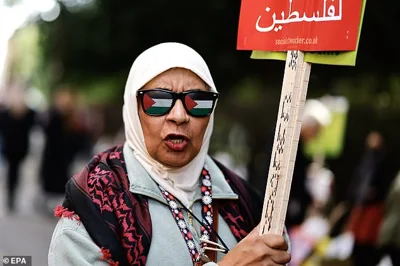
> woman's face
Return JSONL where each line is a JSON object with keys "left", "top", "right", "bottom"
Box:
{"left": 138, "top": 68, "right": 210, "bottom": 168}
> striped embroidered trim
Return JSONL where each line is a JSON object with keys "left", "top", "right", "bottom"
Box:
{"left": 158, "top": 166, "right": 213, "bottom": 264}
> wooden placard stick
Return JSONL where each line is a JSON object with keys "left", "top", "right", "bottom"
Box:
{"left": 259, "top": 50, "right": 311, "bottom": 235}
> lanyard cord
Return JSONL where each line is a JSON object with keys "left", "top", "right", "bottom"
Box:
{"left": 176, "top": 198, "right": 230, "bottom": 254}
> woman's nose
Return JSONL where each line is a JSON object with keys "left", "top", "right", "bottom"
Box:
{"left": 166, "top": 99, "right": 189, "bottom": 124}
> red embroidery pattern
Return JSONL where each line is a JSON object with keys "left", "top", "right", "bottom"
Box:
{"left": 68, "top": 146, "right": 152, "bottom": 266}
{"left": 54, "top": 205, "right": 80, "bottom": 221}
{"left": 100, "top": 248, "right": 120, "bottom": 266}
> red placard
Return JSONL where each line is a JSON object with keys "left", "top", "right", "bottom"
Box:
{"left": 237, "top": 0, "right": 363, "bottom": 51}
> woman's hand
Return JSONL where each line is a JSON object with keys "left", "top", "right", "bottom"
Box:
{"left": 218, "top": 226, "right": 291, "bottom": 266}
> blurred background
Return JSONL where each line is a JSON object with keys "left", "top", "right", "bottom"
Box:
{"left": 0, "top": 0, "right": 399, "bottom": 265}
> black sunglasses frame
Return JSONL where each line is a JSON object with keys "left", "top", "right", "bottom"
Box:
{"left": 137, "top": 88, "right": 219, "bottom": 117}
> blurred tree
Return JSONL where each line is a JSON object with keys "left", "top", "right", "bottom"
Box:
{"left": 7, "top": 0, "right": 400, "bottom": 198}
{"left": 34, "top": 0, "right": 287, "bottom": 96}
{"left": 30, "top": 0, "right": 400, "bottom": 100}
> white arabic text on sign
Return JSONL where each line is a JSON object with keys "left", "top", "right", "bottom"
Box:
{"left": 256, "top": 0, "right": 343, "bottom": 33}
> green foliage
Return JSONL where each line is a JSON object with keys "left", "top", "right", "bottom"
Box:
{"left": 9, "top": 25, "right": 40, "bottom": 82}
{"left": 6, "top": 0, "right": 400, "bottom": 194}
{"left": 78, "top": 73, "right": 127, "bottom": 105}
{"left": 333, "top": 73, "right": 400, "bottom": 110}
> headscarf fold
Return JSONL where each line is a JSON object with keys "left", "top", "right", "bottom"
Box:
{"left": 122, "top": 42, "right": 218, "bottom": 207}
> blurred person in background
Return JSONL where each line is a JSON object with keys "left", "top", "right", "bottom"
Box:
{"left": 48, "top": 42, "right": 291, "bottom": 266}
{"left": 0, "top": 83, "right": 36, "bottom": 212}
{"left": 38, "top": 86, "right": 91, "bottom": 211}
{"left": 346, "top": 131, "right": 391, "bottom": 266}
{"left": 378, "top": 169, "right": 400, "bottom": 266}
{"left": 286, "top": 99, "right": 332, "bottom": 231}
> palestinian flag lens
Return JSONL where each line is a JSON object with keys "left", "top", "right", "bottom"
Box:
{"left": 184, "top": 92, "right": 214, "bottom": 117}
{"left": 142, "top": 90, "right": 215, "bottom": 117}
{"left": 143, "top": 91, "right": 173, "bottom": 115}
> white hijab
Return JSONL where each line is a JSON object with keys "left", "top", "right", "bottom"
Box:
{"left": 122, "top": 42, "right": 218, "bottom": 207}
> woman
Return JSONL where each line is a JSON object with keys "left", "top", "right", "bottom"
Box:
{"left": 39, "top": 87, "right": 90, "bottom": 197}
{"left": 48, "top": 42, "right": 290, "bottom": 266}
{"left": 347, "top": 131, "right": 388, "bottom": 266}
{"left": 0, "top": 88, "right": 36, "bottom": 212}
{"left": 379, "top": 170, "right": 400, "bottom": 266}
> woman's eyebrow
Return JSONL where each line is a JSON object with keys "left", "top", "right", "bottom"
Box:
{"left": 142, "top": 86, "right": 171, "bottom": 90}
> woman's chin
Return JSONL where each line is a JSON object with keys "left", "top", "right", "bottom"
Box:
{"left": 159, "top": 153, "right": 193, "bottom": 168}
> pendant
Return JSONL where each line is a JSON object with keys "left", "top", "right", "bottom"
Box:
{"left": 200, "top": 254, "right": 211, "bottom": 263}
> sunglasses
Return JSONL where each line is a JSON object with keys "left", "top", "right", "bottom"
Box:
{"left": 137, "top": 89, "right": 219, "bottom": 117}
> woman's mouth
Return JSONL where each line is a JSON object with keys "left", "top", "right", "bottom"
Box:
{"left": 164, "top": 134, "right": 189, "bottom": 151}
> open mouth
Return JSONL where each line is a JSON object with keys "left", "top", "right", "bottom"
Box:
{"left": 170, "top": 138, "right": 185, "bottom": 144}
{"left": 165, "top": 134, "right": 189, "bottom": 141}
{"left": 164, "top": 134, "right": 189, "bottom": 151}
